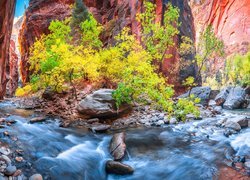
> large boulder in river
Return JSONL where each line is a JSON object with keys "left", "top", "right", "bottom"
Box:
{"left": 110, "top": 132, "right": 126, "bottom": 161}
{"left": 106, "top": 160, "right": 134, "bottom": 175}
{"left": 178, "top": 86, "right": 211, "bottom": 105}
{"left": 223, "top": 87, "right": 246, "bottom": 109}
{"left": 215, "top": 87, "right": 231, "bottom": 106}
{"left": 77, "top": 89, "right": 131, "bottom": 118}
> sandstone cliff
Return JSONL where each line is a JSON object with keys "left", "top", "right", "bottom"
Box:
{"left": 0, "top": 0, "right": 16, "bottom": 99}
{"left": 19, "top": 0, "right": 197, "bottom": 91}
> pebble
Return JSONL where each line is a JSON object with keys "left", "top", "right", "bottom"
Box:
{"left": 0, "top": 155, "right": 11, "bottom": 165}
{"left": 15, "top": 157, "right": 23, "bottom": 162}
{"left": 29, "top": 174, "right": 43, "bottom": 180}
{"left": 13, "top": 169, "right": 22, "bottom": 177}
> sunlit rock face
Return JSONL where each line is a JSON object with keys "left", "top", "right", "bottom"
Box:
{"left": 190, "top": 0, "right": 250, "bottom": 74}
{"left": 19, "top": 0, "right": 74, "bottom": 84}
{"left": 0, "top": 0, "right": 16, "bottom": 99}
{"left": 19, "top": 0, "right": 197, "bottom": 92}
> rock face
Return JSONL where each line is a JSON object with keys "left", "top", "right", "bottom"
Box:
{"left": 178, "top": 86, "right": 211, "bottom": 105}
{"left": 0, "top": 0, "right": 16, "bottom": 99}
{"left": 19, "top": 0, "right": 197, "bottom": 90}
{"left": 19, "top": 0, "right": 74, "bottom": 83}
{"left": 190, "top": 0, "right": 250, "bottom": 74}
{"left": 6, "top": 40, "right": 18, "bottom": 97}
{"left": 77, "top": 89, "right": 130, "bottom": 118}
{"left": 223, "top": 87, "right": 246, "bottom": 109}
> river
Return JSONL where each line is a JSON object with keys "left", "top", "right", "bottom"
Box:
{"left": 0, "top": 100, "right": 249, "bottom": 179}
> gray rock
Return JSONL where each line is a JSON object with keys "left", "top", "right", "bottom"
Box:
{"left": 229, "top": 116, "right": 249, "bottom": 128}
{"left": 155, "top": 120, "right": 164, "bottom": 126}
{"left": 77, "top": 89, "right": 131, "bottom": 118}
{"left": 4, "top": 165, "right": 16, "bottom": 176}
{"left": 178, "top": 86, "right": 211, "bottom": 106}
{"left": 29, "top": 116, "right": 46, "bottom": 124}
{"left": 209, "top": 90, "right": 220, "bottom": 99}
{"left": 224, "top": 121, "right": 241, "bottom": 131}
{"left": 29, "top": 174, "right": 43, "bottom": 180}
{"left": 208, "top": 100, "right": 216, "bottom": 107}
{"left": 215, "top": 87, "right": 231, "bottom": 106}
{"left": 169, "top": 117, "right": 177, "bottom": 124}
{"left": 223, "top": 87, "right": 246, "bottom": 109}
{"left": 87, "top": 118, "right": 99, "bottom": 124}
{"left": 110, "top": 132, "right": 126, "bottom": 161}
{"left": 106, "top": 160, "right": 134, "bottom": 175}
{"left": 213, "top": 106, "right": 223, "bottom": 114}
{"left": 90, "top": 124, "right": 111, "bottom": 133}
{"left": 0, "top": 155, "right": 11, "bottom": 165}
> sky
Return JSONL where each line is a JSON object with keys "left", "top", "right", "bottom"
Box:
{"left": 15, "top": 0, "right": 29, "bottom": 17}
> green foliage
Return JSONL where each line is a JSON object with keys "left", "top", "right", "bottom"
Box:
{"left": 112, "top": 83, "right": 133, "bottom": 108}
{"left": 174, "top": 95, "right": 200, "bottom": 121}
{"left": 226, "top": 52, "right": 250, "bottom": 86}
{"left": 196, "top": 26, "right": 224, "bottom": 82}
{"left": 137, "top": 2, "right": 179, "bottom": 62}
{"left": 71, "top": 0, "right": 89, "bottom": 27}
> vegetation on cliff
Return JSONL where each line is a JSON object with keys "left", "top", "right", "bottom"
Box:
{"left": 15, "top": 2, "right": 202, "bottom": 121}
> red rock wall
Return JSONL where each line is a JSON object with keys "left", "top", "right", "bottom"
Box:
{"left": 6, "top": 40, "right": 18, "bottom": 96}
{"left": 0, "top": 0, "right": 16, "bottom": 99}
{"left": 19, "top": 0, "right": 197, "bottom": 91}
{"left": 190, "top": 0, "right": 250, "bottom": 73}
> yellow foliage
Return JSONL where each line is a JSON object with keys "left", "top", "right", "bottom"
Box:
{"left": 15, "top": 85, "right": 32, "bottom": 97}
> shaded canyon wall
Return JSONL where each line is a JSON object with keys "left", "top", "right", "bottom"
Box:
{"left": 0, "top": 0, "right": 16, "bottom": 98}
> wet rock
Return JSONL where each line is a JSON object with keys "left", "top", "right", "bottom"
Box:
{"left": 223, "top": 87, "right": 246, "bottom": 109}
{"left": 110, "top": 132, "right": 126, "bottom": 161}
{"left": 77, "top": 89, "right": 131, "bottom": 118}
{"left": 90, "top": 124, "right": 111, "bottom": 133}
{"left": 224, "top": 129, "right": 237, "bottom": 137}
{"left": 87, "top": 118, "right": 99, "bottom": 124}
{"left": 0, "top": 155, "right": 11, "bottom": 165}
{"left": 169, "top": 117, "right": 177, "bottom": 124}
{"left": 208, "top": 100, "right": 216, "bottom": 107}
{"left": 224, "top": 121, "right": 241, "bottom": 131}
{"left": 213, "top": 106, "right": 222, "bottom": 114}
{"left": 215, "top": 87, "right": 231, "bottom": 106}
{"left": 29, "top": 117, "right": 47, "bottom": 124}
{"left": 4, "top": 165, "right": 16, "bottom": 176}
{"left": 106, "top": 160, "right": 134, "bottom": 175}
{"left": 245, "top": 161, "right": 250, "bottom": 169}
{"left": 229, "top": 116, "right": 249, "bottom": 128}
{"left": 0, "top": 147, "right": 11, "bottom": 155}
{"left": 15, "top": 157, "right": 23, "bottom": 162}
{"left": 178, "top": 86, "right": 211, "bottom": 105}
{"left": 29, "top": 174, "right": 43, "bottom": 180}
{"left": 155, "top": 120, "right": 164, "bottom": 126}
{"left": 13, "top": 169, "right": 22, "bottom": 177}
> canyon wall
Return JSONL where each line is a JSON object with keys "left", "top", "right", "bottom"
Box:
{"left": 19, "top": 0, "right": 197, "bottom": 91}
{"left": 190, "top": 0, "right": 250, "bottom": 75}
{"left": 0, "top": 0, "right": 16, "bottom": 99}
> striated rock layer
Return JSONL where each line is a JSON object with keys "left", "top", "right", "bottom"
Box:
{"left": 190, "top": 0, "right": 250, "bottom": 74}
{"left": 0, "top": 0, "right": 16, "bottom": 99}
{"left": 19, "top": 0, "right": 197, "bottom": 92}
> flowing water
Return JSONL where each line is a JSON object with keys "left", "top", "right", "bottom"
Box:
{"left": 0, "top": 100, "right": 249, "bottom": 180}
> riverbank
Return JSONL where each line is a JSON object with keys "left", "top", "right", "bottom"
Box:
{"left": 0, "top": 99, "right": 249, "bottom": 179}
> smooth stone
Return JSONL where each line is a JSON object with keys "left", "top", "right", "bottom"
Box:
{"left": 4, "top": 165, "right": 17, "bottom": 176}
{"left": 29, "top": 174, "right": 43, "bottom": 180}
{"left": 106, "top": 160, "right": 134, "bottom": 175}
{"left": 224, "top": 121, "right": 241, "bottom": 131}
{"left": 0, "top": 155, "right": 11, "bottom": 165}
{"left": 169, "top": 117, "right": 177, "bottom": 124}
{"left": 229, "top": 116, "right": 249, "bottom": 128}
{"left": 215, "top": 87, "right": 231, "bottom": 106}
{"left": 29, "top": 117, "right": 46, "bottom": 124}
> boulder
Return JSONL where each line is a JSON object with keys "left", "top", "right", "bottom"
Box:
{"left": 106, "top": 160, "right": 134, "bottom": 175}
{"left": 208, "top": 100, "right": 216, "bottom": 107}
{"left": 90, "top": 124, "right": 111, "bottom": 133}
{"left": 215, "top": 87, "right": 231, "bottom": 106}
{"left": 110, "top": 132, "right": 126, "bottom": 161}
{"left": 178, "top": 87, "right": 211, "bottom": 105}
{"left": 77, "top": 89, "right": 130, "bottom": 118}
{"left": 229, "top": 116, "right": 249, "bottom": 128}
{"left": 223, "top": 121, "right": 241, "bottom": 131}
{"left": 223, "top": 87, "right": 246, "bottom": 109}
{"left": 4, "top": 165, "right": 17, "bottom": 176}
